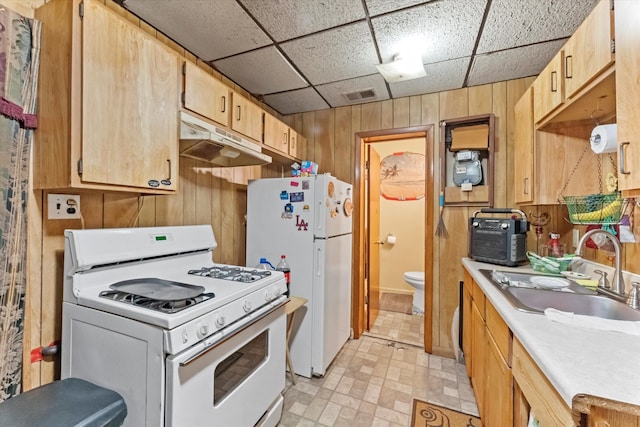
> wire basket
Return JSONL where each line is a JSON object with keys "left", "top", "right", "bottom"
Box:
{"left": 563, "top": 192, "right": 623, "bottom": 225}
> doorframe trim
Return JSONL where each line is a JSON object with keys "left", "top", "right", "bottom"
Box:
{"left": 351, "top": 125, "right": 434, "bottom": 353}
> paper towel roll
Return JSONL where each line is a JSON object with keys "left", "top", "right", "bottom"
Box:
{"left": 385, "top": 234, "right": 397, "bottom": 245}
{"left": 590, "top": 124, "right": 617, "bottom": 154}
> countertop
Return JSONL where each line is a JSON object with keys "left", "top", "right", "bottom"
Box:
{"left": 462, "top": 257, "right": 640, "bottom": 408}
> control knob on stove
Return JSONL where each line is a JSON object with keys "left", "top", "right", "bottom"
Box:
{"left": 215, "top": 315, "right": 226, "bottom": 328}
{"left": 265, "top": 288, "right": 279, "bottom": 301}
{"left": 198, "top": 324, "right": 209, "bottom": 338}
{"left": 243, "top": 300, "right": 253, "bottom": 313}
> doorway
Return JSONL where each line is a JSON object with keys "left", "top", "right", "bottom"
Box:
{"left": 366, "top": 139, "right": 426, "bottom": 347}
{"left": 351, "top": 126, "right": 434, "bottom": 353}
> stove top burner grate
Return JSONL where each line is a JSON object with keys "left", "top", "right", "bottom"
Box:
{"left": 99, "top": 290, "right": 215, "bottom": 314}
{"left": 188, "top": 265, "right": 272, "bottom": 283}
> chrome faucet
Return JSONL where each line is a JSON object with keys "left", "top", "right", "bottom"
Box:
{"left": 575, "top": 229, "right": 626, "bottom": 298}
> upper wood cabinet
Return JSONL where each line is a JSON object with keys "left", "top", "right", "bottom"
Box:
{"left": 231, "top": 92, "right": 263, "bottom": 142}
{"left": 263, "top": 113, "right": 290, "bottom": 153}
{"left": 615, "top": 0, "right": 640, "bottom": 196}
{"left": 34, "top": 0, "right": 180, "bottom": 193}
{"left": 289, "top": 131, "right": 304, "bottom": 159}
{"left": 531, "top": 0, "right": 616, "bottom": 128}
{"left": 532, "top": 51, "right": 564, "bottom": 124}
{"left": 183, "top": 61, "right": 230, "bottom": 127}
{"left": 263, "top": 113, "right": 304, "bottom": 160}
{"left": 563, "top": 0, "right": 614, "bottom": 99}
{"left": 514, "top": 88, "right": 534, "bottom": 204}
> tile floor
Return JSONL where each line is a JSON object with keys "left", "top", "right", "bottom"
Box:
{"left": 278, "top": 310, "right": 479, "bottom": 426}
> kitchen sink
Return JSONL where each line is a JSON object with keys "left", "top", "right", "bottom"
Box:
{"left": 479, "top": 269, "right": 640, "bottom": 321}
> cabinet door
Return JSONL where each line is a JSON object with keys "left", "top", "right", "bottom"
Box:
{"left": 514, "top": 88, "right": 534, "bottom": 204}
{"left": 532, "top": 51, "right": 563, "bottom": 123}
{"left": 289, "top": 131, "right": 298, "bottom": 158}
{"left": 231, "top": 92, "right": 263, "bottom": 142}
{"left": 564, "top": 0, "right": 614, "bottom": 99}
{"left": 512, "top": 339, "right": 573, "bottom": 426}
{"left": 462, "top": 271, "right": 474, "bottom": 378}
{"left": 183, "top": 61, "right": 230, "bottom": 126}
{"left": 615, "top": 0, "right": 640, "bottom": 194}
{"left": 82, "top": 0, "right": 179, "bottom": 191}
{"left": 471, "top": 302, "right": 486, "bottom": 418}
{"left": 263, "top": 113, "right": 289, "bottom": 153}
{"left": 484, "top": 332, "right": 513, "bottom": 427}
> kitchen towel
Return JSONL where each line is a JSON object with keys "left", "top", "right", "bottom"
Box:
{"left": 544, "top": 308, "right": 640, "bottom": 336}
{"left": 590, "top": 124, "right": 617, "bottom": 154}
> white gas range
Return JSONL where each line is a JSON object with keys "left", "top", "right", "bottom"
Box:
{"left": 61, "top": 225, "right": 288, "bottom": 427}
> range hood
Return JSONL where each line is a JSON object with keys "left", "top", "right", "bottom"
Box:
{"left": 179, "top": 111, "right": 271, "bottom": 167}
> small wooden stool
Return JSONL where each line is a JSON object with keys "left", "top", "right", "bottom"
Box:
{"left": 284, "top": 296, "right": 307, "bottom": 385}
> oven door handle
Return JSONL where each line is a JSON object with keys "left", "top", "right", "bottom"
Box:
{"left": 178, "top": 295, "right": 288, "bottom": 367}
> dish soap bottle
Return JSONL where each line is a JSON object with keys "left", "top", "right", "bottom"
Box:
{"left": 276, "top": 255, "right": 291, "bottom": 296}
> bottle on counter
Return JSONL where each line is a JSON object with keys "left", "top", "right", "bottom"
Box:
{"left": 275, "top": 254, "right": 291, "bottom": 296}
{"left": 255, "top": 257, "right": 275, "bottom": 270}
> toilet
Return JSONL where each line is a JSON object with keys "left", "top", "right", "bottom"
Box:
{"left": 404, "top": 271, "right": 425, "bottom": 314}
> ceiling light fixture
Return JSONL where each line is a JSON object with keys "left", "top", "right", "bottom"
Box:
{"left": 376, "top": 53, "right": 426, "bottom": 83}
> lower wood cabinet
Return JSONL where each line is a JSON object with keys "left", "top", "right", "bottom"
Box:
{"left": 485, "top": 331, "right": 513, "bottom": 426}
{"left": 464, "top": 271, "right": 512, "bottom": 424}
{"left": 464, "top": 267, "right": 640, "bottom": 426}
{"left": 512, "top": 338, "right": 573, "bottom": 426}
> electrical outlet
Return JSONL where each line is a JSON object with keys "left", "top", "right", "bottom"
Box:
{"left": 47, "top": 194, "right": 81, "bottom": 220}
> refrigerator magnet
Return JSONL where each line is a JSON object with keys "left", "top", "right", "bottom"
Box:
{"left": 279, "top": 191, "right": 288, "bottom": 200}
{"left": 302, "top": 180, "right": 310, "bottom": 190}
{"left": 290, "top": 192, "right": 304, "bottom": 202}
{"left": 290, "top": 181, "right": 299, "bottom": 187}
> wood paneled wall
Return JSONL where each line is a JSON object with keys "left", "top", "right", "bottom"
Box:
{"left": 283, "top": 78, "right": 535, "bottom": 356}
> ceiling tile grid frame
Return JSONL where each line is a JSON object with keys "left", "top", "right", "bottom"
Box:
{"left": 121, "top": 0, "right": 601, "bottom": 116}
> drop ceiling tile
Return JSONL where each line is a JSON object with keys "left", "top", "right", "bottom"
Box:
{"left": 263, "top": 88, "right": 330, "bottom": 115}
{"left": 316, "top": 74, "right": 390, "bottom": 108}
{"left": 477, "top": 0, "right": 599, "bottom": 53}
{"left": 240, "top": 0, "right": 366, "bottom": 42}
{"left": 372, "top": 0, "right": 487, "bottom": 64}
{"left": 388, "top": 57, "right": 470, "bottom": 98}
{"left": 365, "top": 0, "right": 431, "bottom": 17}
{"left": 123, "top": 0, "right": 270, "bottom": 61}
{"left": 468, "top": 40, "right": 566, "bottom": 87}
{"left": 280, "top": 22, "right": 379, "bottom": 85}
{"left": 213, "top": 47, "right": 307, "bottom": 95}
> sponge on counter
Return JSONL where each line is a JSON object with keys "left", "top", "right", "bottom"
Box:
{"left": 576, "top": 279, "right": 599, "bottom": 289}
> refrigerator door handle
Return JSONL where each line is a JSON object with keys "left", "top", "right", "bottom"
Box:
{"left": 316, "top": 200, "right": 323, "bottom": 232}
{"left": 316, "top": 246, "right": 323, "bottom": 277}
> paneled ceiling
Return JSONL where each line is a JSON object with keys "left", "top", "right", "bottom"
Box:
{"left": 120, "top": 0, "right": 600, "bottom": 116}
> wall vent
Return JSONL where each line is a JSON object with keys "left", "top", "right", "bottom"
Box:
{"left": 343, "top": 88, "right": 377, "bottom": 102}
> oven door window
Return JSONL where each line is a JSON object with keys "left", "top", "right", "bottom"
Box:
{"left": 214, "top": 330, "right": 268, "bottom": 404}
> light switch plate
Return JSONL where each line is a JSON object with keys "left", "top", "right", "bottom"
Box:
{"left": 572, "top": 229, "right": 580, "bottom": 248}
{"left": 47, "top": 194, "right": 81, "bottom": 220}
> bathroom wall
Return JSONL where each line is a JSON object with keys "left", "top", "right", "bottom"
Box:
{"left": 373, "top": 138, "right": 426, "bottom": 295}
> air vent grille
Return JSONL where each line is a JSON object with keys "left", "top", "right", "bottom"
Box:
{"left": 343, "top": 88, "right": 377, "bottom": 102}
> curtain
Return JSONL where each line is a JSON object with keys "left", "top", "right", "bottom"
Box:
{"left": 0, "top": 6, "right": 41, "bottom": 401}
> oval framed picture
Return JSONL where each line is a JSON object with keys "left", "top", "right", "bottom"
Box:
{"left": 380, "top": 152, "right": 425, "bottom": 201}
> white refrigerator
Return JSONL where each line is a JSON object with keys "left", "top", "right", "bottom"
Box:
{"left": 246, "top": 173, "right": 353, "bottom": 378}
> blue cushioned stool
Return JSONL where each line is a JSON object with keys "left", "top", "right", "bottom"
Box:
{"left": 0, "top": 378, "right": 127, "bottom": 427}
